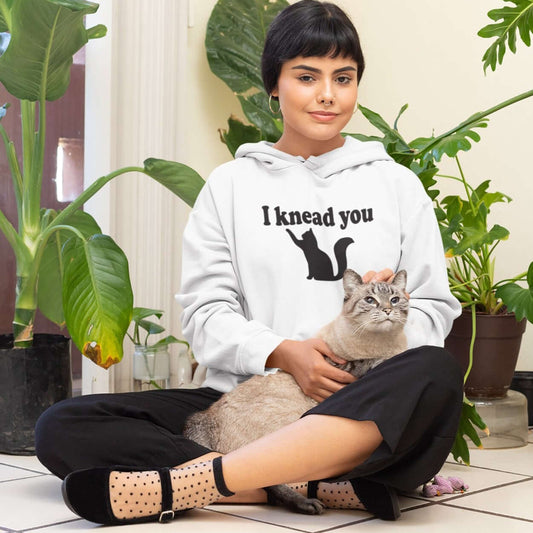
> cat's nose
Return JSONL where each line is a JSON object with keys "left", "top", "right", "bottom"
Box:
{"left": 384, "top": 308, "right": 392, "bottom": 315}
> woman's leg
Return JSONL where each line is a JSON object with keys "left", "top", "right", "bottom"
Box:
{"left": 65, "top": 414, "right": 384, "bottom": 524}
{"left": 62, "top": 346, "right": 463, "bottom": 523}
{"left": 35, "top": 387, "right": 222, "bottom": 479}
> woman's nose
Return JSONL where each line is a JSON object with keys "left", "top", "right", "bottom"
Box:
{"left": 317, "top": 81, "right": 334, "bottom": 106}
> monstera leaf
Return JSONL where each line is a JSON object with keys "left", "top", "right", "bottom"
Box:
{"left": 0, "top": 0, "right": 106, "bottom": 101}
{"left": 479, "top": 0, "right": 533, "bottom": 72}
{"left": 496, "top": 262, "right": 533, "bottom": 322}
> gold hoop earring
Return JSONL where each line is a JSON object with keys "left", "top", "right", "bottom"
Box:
{"left": 269, "top": 94, "right": 280, "bottom": 115}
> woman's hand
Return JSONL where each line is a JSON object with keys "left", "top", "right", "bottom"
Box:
{"left": 363, "top": 268, "right": 410, "bottom": 298}
{"left": 362, "top": 268, "right": 395, "bottom": 283}
{"left": 266, "top": 339, "right": 356, "bottom": 403}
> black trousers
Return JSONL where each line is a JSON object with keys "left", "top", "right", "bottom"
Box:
{"left": 35, "top": 346, "right": 463, "bottom": 491}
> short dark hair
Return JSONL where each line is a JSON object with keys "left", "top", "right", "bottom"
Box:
{"left": 262, "top": 1, "right": 365, "bottom": 98}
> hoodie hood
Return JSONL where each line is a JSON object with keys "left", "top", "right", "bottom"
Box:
{"left": 235, "top": 136, "right": 392, "bottom": 179}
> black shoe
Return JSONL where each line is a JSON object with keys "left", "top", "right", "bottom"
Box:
{"left": 350, "top": 478, "right": 401, "bottom": 521}
{"left": 62, "top": 466, "right": 179, "bottom": 525}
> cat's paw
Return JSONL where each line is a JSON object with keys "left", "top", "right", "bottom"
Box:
{"left": 265, "top": 484, "right": 326, "bottom": 515}
{"left": 293, "top": 496, "right": 326, "bottom": 515}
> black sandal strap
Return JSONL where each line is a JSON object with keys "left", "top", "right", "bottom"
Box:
{"left": 213, "top": 456, "right": 235, "bottom": 497}
{"left": 158, "top": 468, "right": 175, "bottom": 523}
{"left": 307, "top": 480, "right": 319, "bottom": 499}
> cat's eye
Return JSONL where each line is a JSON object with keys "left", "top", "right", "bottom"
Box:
{"left": 364, "top": 296, "right": 375, "bottom": 304}
{"left": 391, "top": 297, "right": 400, "bottom": 305}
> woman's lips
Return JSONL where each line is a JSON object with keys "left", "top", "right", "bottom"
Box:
{"left": 309, "top": 111, "right": 338, "bottom": 122}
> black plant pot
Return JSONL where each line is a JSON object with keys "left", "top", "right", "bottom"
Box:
{"left": 0, "top": 334, "right": 72, "bottom": 455}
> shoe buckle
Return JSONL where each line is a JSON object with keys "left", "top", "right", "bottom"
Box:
{"left": 159, "top": 510, "right": 175, "bottom": 523}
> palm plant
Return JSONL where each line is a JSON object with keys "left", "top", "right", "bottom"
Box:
{"left": 0, "top": 0, "right": 204, "bottom": 368}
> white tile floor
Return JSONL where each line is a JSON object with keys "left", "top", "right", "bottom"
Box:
{"left": 1, "top": 431, "right": 532, "bottom": 533}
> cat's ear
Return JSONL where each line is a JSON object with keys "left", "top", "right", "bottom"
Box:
{"left": 343, "top": 269, "right": 363, "bottom": 298}
{"left": 391, "top": 270, "right": 407, "bottom": 291}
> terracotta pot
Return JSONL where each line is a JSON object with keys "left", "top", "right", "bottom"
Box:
{"left": 0, "top": 334, "right": 71, "bottom": 455}
{"left": 445, "top": 311, "right": 527, "bottom": 399}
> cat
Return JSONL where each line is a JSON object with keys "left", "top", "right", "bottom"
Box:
{"left": 184, "top": 269, "right": 408, "bottom": 514}
{"left": 286, "top": 228, "right": 354, "bottom": 281}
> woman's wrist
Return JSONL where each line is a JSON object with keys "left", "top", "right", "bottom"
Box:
{"left": 265, "top": 339, "right": 293, "bottom": 371}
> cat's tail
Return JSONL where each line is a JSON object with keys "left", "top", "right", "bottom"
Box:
{"left": 333, "top": 237, "right": 355, "bottom": 280}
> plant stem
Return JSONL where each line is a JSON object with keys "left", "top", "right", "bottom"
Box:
{"left": 50, "top": 166, "right": 145, "bottom": 229}
{"left": 464, "top": 306, "right": 477, "bottom": 385}
{"left": 417, "top": 89, "right": 533, "bottom": 160}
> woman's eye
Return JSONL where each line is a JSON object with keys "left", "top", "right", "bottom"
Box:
{"left": 298, "top": 75, "right": 315, "bottom": 83}
{"left": 391, "top": 297, "right": 400, "bottom": 305}
{"left": 336, "top": 75, "right": 352, "bottom": 84}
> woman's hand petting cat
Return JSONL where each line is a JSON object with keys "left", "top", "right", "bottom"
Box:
{"left": 363, "top": 268, "right": 410, "bottom": 298}
{"left": 267, "top": 339, "right": 356, "bottom": 402}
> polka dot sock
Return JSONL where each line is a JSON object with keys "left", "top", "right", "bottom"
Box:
{"left": 288, "top": 481, "right": 366, "bottom": 510}
{"left": 109, "top": 457, "right": 234, "bottom": 521}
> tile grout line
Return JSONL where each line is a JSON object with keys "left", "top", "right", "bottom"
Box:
{"left": 203, "top": 507, "right": 318, "bottom": 533}
{"left": 0, "top": 463, "right": 50, "bottom": 476}
{"left": 439, "top": 502, "right": 533, "bottom": 524}
{"left": 0, "top": 474, "right": 48, "bottom": 484}
{"left": 444, "top": 462, "right": 533, "bottom": 477}
{"left": 18, "top": 518, "right": 84, "bottom": 533}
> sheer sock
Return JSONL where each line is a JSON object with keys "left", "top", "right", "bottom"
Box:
{"left": 109, "top": 458, "right": 233, "bottom": 520}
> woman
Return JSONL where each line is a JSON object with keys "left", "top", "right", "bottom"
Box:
{"left": 37, "top": 0, "right": 463, "bottom": 525}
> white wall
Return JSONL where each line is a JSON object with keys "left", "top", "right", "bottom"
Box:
{"left": 85, "top": 0, "right": 533, "bottom": 392}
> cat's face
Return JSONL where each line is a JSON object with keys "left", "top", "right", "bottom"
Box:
{"left": 342, "top": 269, "right": 409, "bottom": 332}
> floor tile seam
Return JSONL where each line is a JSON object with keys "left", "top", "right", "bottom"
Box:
{"left": 0, "top": 462, "right": 49, "bottom": 476}
{"left": 444, "top": 459, "right": 533, "bottom": 477}
{"left": 17, "top": 518, "right": 83, "bottom": 533}
{"left": 0, "top": 473, "right": 48, "bottom": 484}
{"left": 438, "top": 502, "right": 533, "bottom": 524}
{"left": 312, "top": 516, "right": 376, "bottom": 533}
{"left": 406, "top": 475, "right": 533, "bottom": 504}
{"left": 202, "top": 507, "right": 312, "bottom": 533}
{"left": 313, "top": 502, "right": 439, "bottom": 533}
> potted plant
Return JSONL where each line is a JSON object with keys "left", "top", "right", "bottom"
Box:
{"left": 203, "top": 0, "right": 533, "bottom": 463}
{"left": 128, "top": 307, "right": 191, "bottom": 391}
{"left": 0, "top": 0, "right": 204, "bottom": 454}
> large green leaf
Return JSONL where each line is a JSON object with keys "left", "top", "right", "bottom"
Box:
{"left": 220, "top": 115, "right": 262, "bottom": 157}
{"left": 37, "top": 209, "right": 101, "bottom": 325}
{"left": 478, "top": 0, "right": 533, "bottom": 72}
{"left": 496, "top": 262, "right": 533, "bottom": 322}
{"left": 0, "top": 0, "right": 105, "bottom": 101}
{"left": 143, "top": 159, "right": 205, "bottom": 208}
{"left": 62, "top": 234, "right": 133, "bottom": 369}
{"left": 206, "top": 0, "right": 286, "bottom": 139}
{"left": 206, "top": 0, "right": 287, "bottom": 94}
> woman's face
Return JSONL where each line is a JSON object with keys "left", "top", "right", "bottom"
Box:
{"left": 272, "top": 54, "right": 358, "bottom": 158}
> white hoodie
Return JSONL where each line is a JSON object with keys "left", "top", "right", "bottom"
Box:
{"left": 176, "top": 137, "right": 461, "bottom": 392}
